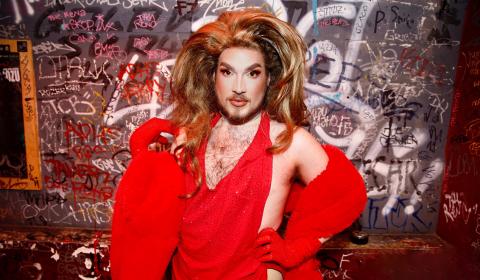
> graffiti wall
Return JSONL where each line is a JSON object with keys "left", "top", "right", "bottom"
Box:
{"left": 0, "top": 0, "right": 470, "bottom": 233}
{"left": 437, "top": 0, "right": 480, "bottom": 257}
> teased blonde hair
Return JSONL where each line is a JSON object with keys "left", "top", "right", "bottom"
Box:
{"left": 171, "top": 9, "right": 307, "bottom": 191}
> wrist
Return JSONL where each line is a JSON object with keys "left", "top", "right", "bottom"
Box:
{"left": 294, "top": 237, "right": 322, "bottom": 259}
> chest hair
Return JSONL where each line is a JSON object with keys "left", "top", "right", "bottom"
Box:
{"left": 205, "top": 118, "right": 260, "bottom": 189}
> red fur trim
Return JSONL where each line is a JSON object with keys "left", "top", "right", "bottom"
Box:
{"left": 111, "top": 151, "right": 185, "bottom": 280}
{"left": 283, "top": 145, "right": 367, "bottom": 279}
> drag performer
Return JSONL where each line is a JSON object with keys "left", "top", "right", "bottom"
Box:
{"left": 111, "top": 9, "right": 367, "bottom": 280}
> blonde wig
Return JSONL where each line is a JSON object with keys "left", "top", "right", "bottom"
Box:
{"left": 171, "top": 8, "right": 307, "bottom": 190}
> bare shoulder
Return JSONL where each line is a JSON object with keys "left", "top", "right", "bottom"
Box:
{"left": 288, "top": 126, "right": 329, "bottom": 185}
{"left": 269, "top": 119, "right": 326, "bottom": 158}
{"left": 289, "top": 127, "right": 327, "bottom": 158}
{"left": 269, "top": 119, "right": 329, "bottom": 184}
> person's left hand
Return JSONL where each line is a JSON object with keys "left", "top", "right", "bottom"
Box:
{"left": 255, "top": 228, "right": 321, "bottom": 269}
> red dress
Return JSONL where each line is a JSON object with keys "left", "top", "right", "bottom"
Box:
{"left": 111, "top": 116, "right": 367, "bottom": 280}
{"left": 172, "top": 113, "right": 272, "bottom": 280}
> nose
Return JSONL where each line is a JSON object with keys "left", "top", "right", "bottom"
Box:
{"left": 233, "top": 74, "right": 246, "bottom": 95}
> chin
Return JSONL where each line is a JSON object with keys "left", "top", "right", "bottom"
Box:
{"left": 222, "top": 108, "right": 261, "bottom": 125}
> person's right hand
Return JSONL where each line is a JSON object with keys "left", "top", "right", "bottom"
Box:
{"left": 169, "top": 127, "right": 186, "bottom": 158}
{"left": 129, "top": 118, "right": 177, "bottom": 158}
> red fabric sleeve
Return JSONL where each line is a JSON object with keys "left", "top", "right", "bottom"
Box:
{"left": 284, "top": 181, "right": 304, "bottom": 215}
{"left": 110, "top": 151, "right": 185, "bottom": 280}
{"left": 129, "top": 118, "right": 177, "bottom": 158}
{"left": 283, "top": 145, "right": 367, "bottom": 279}
{"left": 285, "top": 145, "right": 367, "bottom": 240}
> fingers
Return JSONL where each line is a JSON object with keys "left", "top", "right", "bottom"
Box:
{"left": 255, "top": 228, "right": 276, "bottom": 246}
{"left": 256, "top": 243, "right": 271, "bottom": 254}
{"left": 256, "top": 228, "right": 282, "bottom": 264}
{"left": 255, "top": 243, "right": 272, "bottom": 258}
{"left": 255, "top": 234, "right": 271, "bottom": 246}
{"left": 258, "top": 252, "right": 274, "bottom": 262}
{"left": 129, "top": 118, "right": 179, "bottom": 158}
{"left": 147, "top": 141, "right": 170, "bottom": 152}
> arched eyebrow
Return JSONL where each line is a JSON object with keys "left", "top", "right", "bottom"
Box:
{"left": 246, "top": 63, "right": 263, "bottom": 72}
{"left": 218, "top": 62, "right": 264, "bottom": 73}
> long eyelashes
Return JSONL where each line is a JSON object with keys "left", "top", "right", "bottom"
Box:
{"left": 220, "top": 69, "right": 232, "bottom": 76}
{"left": 218, "top": 68, "right": 262, "bottom": 78}
{"left": 249, "top": 70, "right": 261, "bottom": 78}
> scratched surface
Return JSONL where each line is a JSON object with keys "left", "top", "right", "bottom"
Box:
{"left": 437, "top": 0, "right": 480, "bottom": 258}
{"left": 1, "top": 228, "right": 479, "bottom": 280}
{"left": 0, "top": 227, "right": 111, "bottom": 280}
{"left": 0, "top": 0, "right": 471, "bottom": 234}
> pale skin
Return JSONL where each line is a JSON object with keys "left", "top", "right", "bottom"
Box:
{"left": 172, "top": 47, "right": 330, "bottom": 279}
